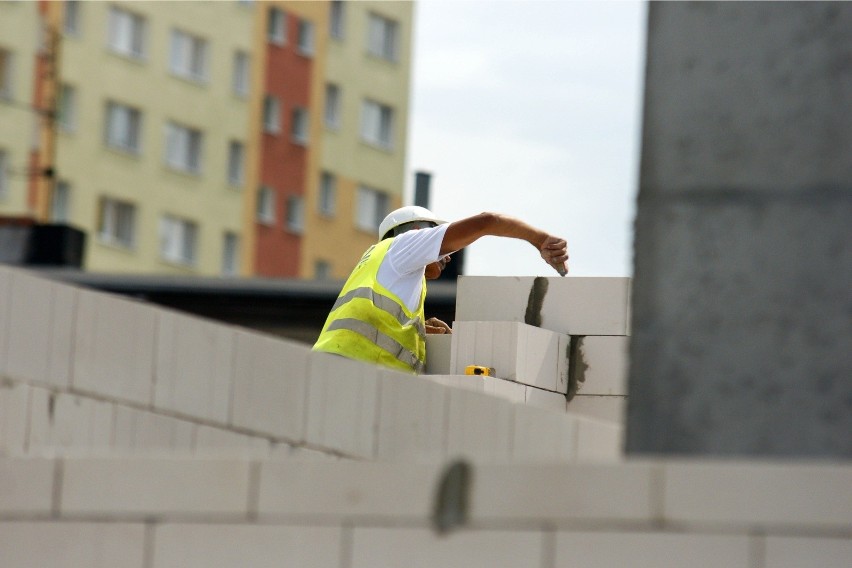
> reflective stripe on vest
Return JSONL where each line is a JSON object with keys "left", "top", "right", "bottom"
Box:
{"left": 327, "top": 318, "right": 425, "bottom": 373}
{"left": 331, "top": 287, "right": 426, "bottom": 342}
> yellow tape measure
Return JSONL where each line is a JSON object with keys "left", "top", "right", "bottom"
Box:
{"left": 464, "top": 365, "right": 494, "bottom": 376}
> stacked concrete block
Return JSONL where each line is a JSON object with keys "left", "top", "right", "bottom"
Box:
{"left": 155, "top": 310, "right": 236, "bottom": 424}
{"left": 451, "top": 275, "right": 632, "bottom": 426}
{"left": 305, "top": 353, "right": 381, "bottom": 459}
{"left": 377, "top": 370, "right": 447, "bottom": 461}
{"left": 456, "top": 276, "right": 632, "bottom": 336}
{"left": 0, "top": 268, "right": 76, "bottom": 389}
{"left": 231, "top": 329, "right": 309, "bottom": 441}
{"left": 3, "top": 455, "right": 849, "bottom": 567}
{"left": 450, "top": 321, "right": 570, "bottom": 393}
{"left": 73, "top": 287, "right": 158, "bottom": 406}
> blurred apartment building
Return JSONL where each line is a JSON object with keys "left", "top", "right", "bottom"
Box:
{"left": 0, "top": 0, "right": 413, "bottom": 279}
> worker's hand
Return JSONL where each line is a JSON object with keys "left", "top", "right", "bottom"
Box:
{"left": 425, "top": 317, "right": 452, "bottom": 334}
{"left": 539, "top": 235, "right": 569, "bottom": 275}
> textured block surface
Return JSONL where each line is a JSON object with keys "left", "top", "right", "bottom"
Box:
{"left": 305, "top": 353, "right": 380, "bottom": 458}
{"left": 154, "top": 311, "right": 235, "bottom": 423}
{"left": 664, "top": 461, "right": 852, "bottom": 528}
{"left": 377, "top": 372, "right": 447, "bottom": 460}
{"left": 0, "top": 522, "right": 146, "bottom": 568}
{"left": 0, "top": 458, "right": 54, "bottom": 514}
{"left": 258, "top": 460, "right": 439, "bottom": 519}
{"left": 231, "top": 330, "right": 309, "bottom": 440}
{"left": 571, "top": 335, "right": 629, "bottom": 396}
{"left": 450, "top": 321, "right": 569, "bottom": 392}
{"left": 61, "top": 457, "right": 250, "bottom": 516}
{"left": 456, "top": 276, "right": 631, "bottom": 335}
{"left": 73, "top": 290, "right": 157, "bottom": 406}
{"left": 555, "top": 532, "right": 751, "bottom": 568}
{"left": 152, "top": 524, "right": 341, "bottom": 568}
{"left": 351, "top": 527, "right": 543, "bottom": 568}
{"left": 446, "top": 388, "right": 514, "bottom": 461}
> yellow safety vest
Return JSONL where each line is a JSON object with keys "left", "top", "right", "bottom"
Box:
{"left": 312, "top": 238, "right": 427, "bottom": 373}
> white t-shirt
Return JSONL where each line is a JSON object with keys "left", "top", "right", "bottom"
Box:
{"left": 376, "top": 223, "right": 450, "bottom": 312}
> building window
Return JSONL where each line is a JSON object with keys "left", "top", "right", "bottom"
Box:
{"left": 256, "top": 186, "right": 276, "bottom": 224}
{"left": 98, "top": 197, "right": 136, "bottom": 248}
{"left": 232, "top": 50, "right": 250, "bottom": 97}
{"left": 319, "top": 171, "right": 336, "bottom": 217}
{"left": 367, "top": 12, "right": 398, "bottom": 62}
{"left": 0, "top": 49, "right": 14, "bottom": 100}
{"left": 315, "top": 260, "right": 332, "bottom": 280}
{"left": 227, "top": 140, "right": 245, "bottom": 186}
{"left": 105, "top": 101, "right": 142, "bottom": 154}
{"left": 159, "top": 214, "right": 198, "bottom": 266}
{"left": 107, "top": 6, "right": 146, "bottom": 60}
{"left": 57, "top": 84, "right": 76, "bottom": 132}
{"left": 324, "top": 83, "right": 340, "bottom": 129}
{"left": 330, "top": 1, "right": 345, "bottom": 39}
{"left": 297, "top": 19, "right": 314, "bottom": 56}
{"left": 222, "top": 232, "right": 240, "bottom": 276}
{"left": 267, "top": 8, "right": 286, "bottom": 45}
{"left": 263, "top": 95, "right": 280, "bottom": 134}
{"left": 50, "top": 180, "right": 71, "bottom": 222}
{"left": 361, "top": 99, "right": 394, "bottom": 149}
{"left": 64, "top": 0, "right": 81, "bottom": 36}
{"left": 0, "top": 150, "right": 8, "bottom": 200}
{"left": 286, "top": 195, "right": 305, "bottom": 233}
{"left": 165, "top": 122, "right": 203, "bottom": 174}
{"left": 291, "top": 107, "right": 309, "bottom": 145}
{"left": 169, "top": 29, "right": 208, "bottom": 83}
{"left": 355, "top": 186, "right": 388, "bottom": 233}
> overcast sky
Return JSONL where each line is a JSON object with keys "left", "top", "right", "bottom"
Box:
{"left": 406, "top": 0, "right": 647, "bottom": 277}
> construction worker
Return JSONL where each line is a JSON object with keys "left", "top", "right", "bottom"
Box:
{"left": 312, "top": 206, "right": 569, "bottom": 373}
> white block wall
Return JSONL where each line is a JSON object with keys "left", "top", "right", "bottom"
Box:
{"left": 456, "top": 276, "right": 632, "bottom": 336}
{"left": 1, "top": 455, "right": 849, "bottom": 568}
{"left": 0, "top": 266, "right": 620, "bottom": 463}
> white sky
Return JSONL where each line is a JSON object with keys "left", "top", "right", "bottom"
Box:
{"left": 406, "top": 0, "right": 647, "bottom": 277}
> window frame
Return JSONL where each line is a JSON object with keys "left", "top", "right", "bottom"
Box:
{"left": 50, "top": 180, "right": 72, "bottom": 222}
{"left": 263, "top": 95, "right": 281, "bottom": 134}
{"left": 227, "top": 140, "right": 245, "bottom": 187}
{"left": 232, "top": 50, "right": 250, "bottom": 97}
{"left": 267, "top": 7, "right": 287, "bottom": 45}
{"left": 297, "top": 18, "right": 314, "bottom": 56}
{"left": 291, "top": 107, "right": 309, "bottom": 145}
{"left": 159, "top": 213, "right": 199, "bottom": 267}
{"left": 98, "top": 196, "right": 136, "bottom": 249}
{"left": 360, "top": 99, "right": 394, "bottom": 150}
{"left": 57, "top": 84, "right": 77, "bottom": 132}
{"left": 324, "top": 83, "right": 340, "bottom": 130}
{"left": 105, "top": 100, "right": 143, "bottom": 154}
{"left": 286, "top": 195, "right": 305, "bottom": 234}
{"left": 0, "top": 48, "right": 15, "bottom": 100}
{"left": 329, "top": 0, "right": 345, "bottom": 40}
{"left": 318, "top": 171, "right": 336, "bottom": 217}
{"left": 222, "top": 231, "right": 241, "bottom": 276}
{"left": 164, "top": 121, "right": 204, "bottom": 175}
{"left": 107, "top": 5, "right": 147, "bottom": 60}
{"left": 355, "top": 185, "right": 389, "bottom": 233}
{"left": 366, "top": 12, "right": 399, "bottom": 62}
{"left": 256, "top": 186, "right": 276, "bottom": 225}
{"left": 169, "top": 28, "right": 209, "bottom": 83}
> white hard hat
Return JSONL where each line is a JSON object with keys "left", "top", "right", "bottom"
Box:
{"left": 378, "top": 206, "right": 446, "bottom": 240}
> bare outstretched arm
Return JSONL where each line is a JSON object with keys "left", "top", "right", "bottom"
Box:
{"left": 440, "top": 212, "right": 569, "bottom": 274}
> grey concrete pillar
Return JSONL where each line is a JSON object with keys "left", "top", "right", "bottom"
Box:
{"left": 627, "top": 2, "right": 852, "bottom": 457}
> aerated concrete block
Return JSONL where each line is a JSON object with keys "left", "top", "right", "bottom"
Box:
{"left": 450, "top": 321, "right": 570, "bottom": 392}
{"left": 73, "top": 289, "right": 157, "bottom": 406}
{"left": 456, "top": 276, "right": 632, "bottom": 336}
{"left": 3, "top": 270, "right": 77, "bottom": 389}
{"left": 570, "top": 336, "right": 630, "bottom": 396}
{"left": 231, "top": 330, "right": 309, "bottom": 441}
{"left": 154, "top": 310, "right": 235, "bottom": 424}
{"left": 305, "top": 352, "right": 380, "bottom": 459}
{"left": 424, "top": 334, "right": 452, "bottom": 375}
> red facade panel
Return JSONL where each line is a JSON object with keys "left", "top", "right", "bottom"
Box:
{"left": 255, "top": 8, "right": 314, "bottom": 277}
